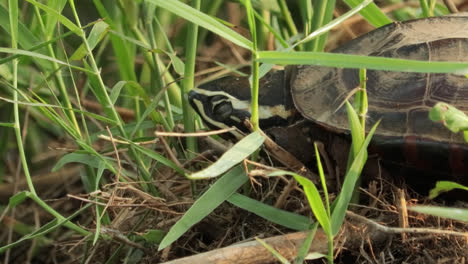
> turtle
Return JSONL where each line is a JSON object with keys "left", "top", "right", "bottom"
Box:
{"left": 188, "top": 14, "right": 468, "bottom": 187}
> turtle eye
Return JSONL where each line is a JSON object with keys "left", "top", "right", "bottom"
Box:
{"left": 210, "top": 95, "right": 226, "bottom": 104}
{"left": 213, "top": 101, "right": 233, "bottom": 121}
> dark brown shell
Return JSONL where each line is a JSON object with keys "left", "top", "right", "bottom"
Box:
{"left": 290, "top": 14, "right": 468, "bottom": 144}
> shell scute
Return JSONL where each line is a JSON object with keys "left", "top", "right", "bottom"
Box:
{"left": 291, "top": 14, "right": 468, "bottom": 144}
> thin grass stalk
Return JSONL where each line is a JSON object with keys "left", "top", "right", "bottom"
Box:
{"left": 252, "top": 9, "right": 288, "bottom": 49}
{"left": 277, "top": 0, "right": 299, "bottom": 46}
{"left": 9, "top": 0, "right": 36, "bottom": 195}
{"left": 181, "top": 0, "right": 201, "bottom": 158}
{"left": 32, "top": 5, "right": 81, "bottom": 137}
{"left": 64, "top": 58, "right": 97, "bottom": 185}
{"left": 153, "top": 16, "right": 183, "bottom": 113}
{"left": 29, "top": 193, "right": 90, "bottom": 236}
{"left": 143, "top": 2, "right": 175, "bottom": 130}
{"left": 357, "top": 68, "right": 367, "bottom": 131}
{"left": 0, "top": 29, "right": 77, "bottom": 65}
{"left": 310, "top": 0, "right": 336, "bottom": 52}
{"left": 124, "top": 15, "right": 174, "bottom": 131}
{"left": 316, "top": 0, "right": 336, "bottom": 51}
{"left": 68, "top": 0, "right": 159, "bottom": 196}
{"left": 309, "top": 0, "right": 327, "bottom": 51}
{"left": 313, "top": 143, "right": 333, "bottom": 263}
{"left": 255, "top": 12, "right": 266, "bottom": 50}
{"left": 420, "top": 0, "right": 432, "bottom": 17}
{"left": 198, "top": 0, "right": 223, "bottom": 45}
{"left": 350, "top": 68, "right": 368, "bottom": 205}
{"left": 93, "top": 0, "right": 138, "bottom": 82}
{"left": 299, "top": 0, "right": 313, "bottom": 51}
{"left": 244, "top": 0, "right": 260, "bottom": 130}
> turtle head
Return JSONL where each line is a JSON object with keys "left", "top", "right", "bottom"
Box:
{"left": 189, "top": 70, "right": 299, "bottom": 139}
{"left": 188, "top": 86, "right": 252, "bottom": 139}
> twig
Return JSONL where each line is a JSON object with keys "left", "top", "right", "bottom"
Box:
{"left": 346, "top": 211, "right": 468, "bottom": 238}
{"left": 155, "top": 127, "right": 237, "bottom": 137}
{"left": 397, "top": 188, "right": 409, "bottom": 241}
{"left": 98, "top": 134, "right": 158, "bottom": 145}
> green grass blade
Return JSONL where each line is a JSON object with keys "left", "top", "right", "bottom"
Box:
{"left": 409, "top": 206, "right": 468, "bottom": 222}
{"left": 269, "top": 171, "right": 331, "bottom": 236}
{"left": 309, "top": 0, "right": 336, "bottom": 52}
{"left": 148, "top": 0, "right": 252, "bottom": 50}
{"left": 314, "top": 143, "right": 330, "bottom": 217}
{"left": 0, "top": 122, "right": 15, "bottom": 128}
{"left": 0, "top": 5, "right": 40, "bottom": 49}
{"left": 294, "top": 0, "right": 373, "bottom": 50}
{"left": 277, "top": 0, "right": 298, "bottom": 38}
{"left": 244, "top": 0, "right": 260, "bottom": 130}
{"left": 343, "top": 0, "right": 392, "bottom": 27}
{"left": 189, "top": 132, "right": 265, "bottom": 179}
{"left": 52, "top": 152, "right": 104, "bottom": 171}
{"left": 44, "top": 0, "right": 67, "bottom": 35}
{"left": 294, "top": 175, "right": 331, "bottom": 236}
{"left": 181, "top": 0, "right": 201, "bottom": 159}
{"left": 25, "top": 0, "right": 82, "bottom": 35}
{"left": 330, "top": 120, "right": 379, "bottom": 236}
{"left": 70, "top": 20, "right": 110, "bottom": 60}
{"left": 258, "top": 51, "right": 468, "bottom": 74}
{"left": 294, "top": 223, "right": 319, "bottom": 264}
{"left": 255, "top": 237, "right": 290, "bottom": 264}
{"left": 227, "top": 193, "right": 312, "bottom": 231}
{"left": 428, "top": 181, "right": 468, "bottom": 199}
{"left": 346, "top": 101, "right": 365, "bottom": 169}
{"left": 131, "top": 143, "right": 186, "bottom": 176}
{"left": 0, "top": 47, "right": 91, "bottom": 73}
{"left": 158, "top": 165, "right": 249, "bottom": 250}
{"left": 0, "top": 203, "right": 92, "bottom": 253}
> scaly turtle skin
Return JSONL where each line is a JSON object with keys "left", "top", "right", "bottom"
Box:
{"left": 189, "top": 14, "right": 468, "bottom": 185}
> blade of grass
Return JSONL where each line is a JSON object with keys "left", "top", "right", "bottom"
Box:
{"left": 309, "top": 0, "right": 336, "bottom": 52}
{"left": 158, "top": 165, "right": 249, "bottom": 250}
{"left": 298, "top": 0, "right": 313, "bottom": 50}
{"left": 294, "top": 223, "right": 319, "bottom": 264}
{"left": 293, "top": 0, "right": 374, "bottom": 49}
{"left": 428, "top": 181, "right": 468, "bottom": 199}
{"left": 188, "top": 131, "right": 264, "bottom": 179}
{"left": 69, "top": 0, "right": 159, "bottom": 196}
{"left": 25, "top": 0, "right": 82, "bottom": 34}
{"left": 52, "top": 152, "right": 104, "bottom": 171}
{"left": 227, "top": 193, "right": 312, "bottom": 231}
{"left": 409, "top": 206, "right": 468, "bottom": 222}
{"left": 9, "top": 0, "right": 36, "bottom": 196}
{"left": 244, "top": 0, "right": 260, "bottom": 131}
{"left": 331, "top": 119, "right": 380, "bottom": 236}
{"left": 269, "top": 171, "right": 331, "bottom": 237}
{"left": 258, "top": 51, "right": 468, "bottom": 74}
{"left": 343, "top": 0, "right": 392, "bottom": 27}
{"left": 130, "top": 143, "right": 186, "bottom": 176}
{"left": 269, "top": 170, "right": 333, "bottom": 263}
{"left": 0, "top": 203, "right": 92, "bottom": 253}
{"left": 0, "top": 47, "right": 92, "bottom": 73}
{"left": 255, "top": 237, "right": 290, "bottom": 264}
{"left": 149, "top": 0, "right": 252, "bottom": 50}
{"left": 43, "top": 0, "right": 67, "bottom": 35}
{"left": 93, "top": 0, "right": 138, "bottom": 82}
{"left": 277, "top": 0, "right": 299, "bottom": 38}
{"left": 181, "top": 0, "right": 200, "bottom": 159}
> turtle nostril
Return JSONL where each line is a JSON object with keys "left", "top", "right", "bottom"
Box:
{"left": 188, "top": 90, "right": 197, "bottom": 101}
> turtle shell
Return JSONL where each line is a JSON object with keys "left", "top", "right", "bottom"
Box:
{"left": 290, "top": 14, "right": 468, "bottom": 144}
